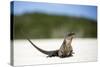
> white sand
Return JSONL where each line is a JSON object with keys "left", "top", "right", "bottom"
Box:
{"left": 13, "top": 38, "right": 97, "bottom": 66}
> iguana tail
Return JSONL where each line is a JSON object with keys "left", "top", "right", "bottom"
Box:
{"left": 27, "top": 39, "right": 56, "bottom": 55}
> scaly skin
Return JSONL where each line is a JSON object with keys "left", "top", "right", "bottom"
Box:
{"left": 28, "top": 32, "right": 75, "bottom": 58}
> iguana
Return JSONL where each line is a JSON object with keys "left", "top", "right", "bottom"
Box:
{"left": 27, "top": 32, "right": 75, "bottom": 58}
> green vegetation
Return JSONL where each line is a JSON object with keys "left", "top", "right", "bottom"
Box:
{"left": 12, "top": 13, "right": 97, "bottom": 39}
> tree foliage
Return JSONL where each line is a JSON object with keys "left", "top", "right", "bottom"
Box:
{"left": 12, "top": 13, "right": 97, "bottom": 39}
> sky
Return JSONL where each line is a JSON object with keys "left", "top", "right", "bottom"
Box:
{"left": 11, "top": 1, "right": 97, "bottom": 20}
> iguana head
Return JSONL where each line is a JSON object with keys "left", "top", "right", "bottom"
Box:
{"left": 68, "top": 32, "right": 75, "bottom": 36}
{"left": 66, "top": 32, "right": 75, "bottom": 39}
